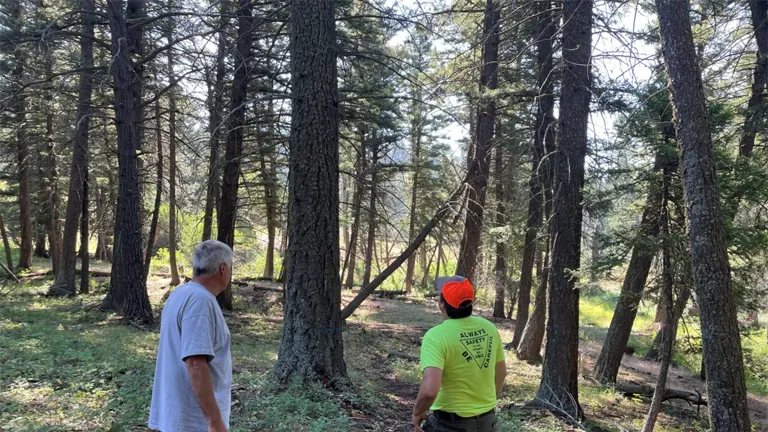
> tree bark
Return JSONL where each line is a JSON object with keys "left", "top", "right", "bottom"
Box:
{"left": 516, "top": 247, "right": 549, "bottom": 362}
{"left": 536, "top": 0, "right": 591, "bottom": 420}
{"left": 513, "top": 0, "right": 556, "bottom": 345}
{"left": 420, "top": 239, "right": 429, "bottom": 288}
{"left": 42, "top": 37, "right": 61, "bottom": 277}
{"left": 641, "top": 162, "right": 675, "bottom": 432}
{"left": 456, "top": 0, "right": 500, "bottom": 280}
{"left": 343, "top": 142, "right": 365, "bottom": 289}
{"left": 49, "top": 0, "right": 94, "bottom": 296}
{"left": 166, "top": 10, "right": 181, "bottom": 287}
{"left": 144, "top": 99, "right": 163, "bottom": 285}
{"left": 362, "top": 139, "right": 379, "bottom": 288}
{"left": 103, "top": 0, "right": 153, "bottom": 324}
{"left": 202, "top": 0, "right": 228, "bottom": 242}
{"left": 273, "top": 0, "right": 347, "bottom": 385}
{"left": 405, "top": 98, "right": 424, "bottom": 294}
{"left": 0, "top": 215, "right": 13, "bottom": 275}
{"left": 655, "top": 0, "right": 751, "bottom": 428}
{"left": 34, "top": 225, "right": 46, "bottom": 258}
{"left": 260, "top": 99, "right": 278, "bottom": 280}
{"left": 435, "top": 236, "right": 443, "bottom": 279}
{"left": 493, "top": 142, "right": 506, "bottom": 318}
{"left": 80, "top": 166, "right": 90, "bottom": 295}
{"left": 10, "top": 0, "right": 32, "bottom": 270}
{"left": 216, "top": 0, "right": 253, "bottom": 310}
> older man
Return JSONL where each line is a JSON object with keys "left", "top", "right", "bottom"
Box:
{"left": 412, "top": 275, "right": 507, "bottom": 432}
{"left": 149, "top": 240, "right": 233, "bottom": 432}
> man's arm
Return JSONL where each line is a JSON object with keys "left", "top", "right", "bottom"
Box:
{"left": 412, "top": 367, "right": 442, "bottom": 428}
{"left": 495, "top": 360, "right": 507, "bottom": 398}
{"left": 185, "top": 355, "right": 227, "bottom": 432}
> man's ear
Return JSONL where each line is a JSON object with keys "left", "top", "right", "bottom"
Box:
{"left": 219, "top": 262, "right": 227, "bottom": 275}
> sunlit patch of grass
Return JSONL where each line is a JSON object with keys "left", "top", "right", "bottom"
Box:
{"left": 390, "top": 359, "right": 421, "bottom": 384}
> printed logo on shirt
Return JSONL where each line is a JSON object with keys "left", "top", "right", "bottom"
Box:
{"left": 459, "top": 328, "right": 494, "bottom": 369}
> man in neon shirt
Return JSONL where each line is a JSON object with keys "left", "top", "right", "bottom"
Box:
{"left": 412, "top": 275, "right": 507, "bottom": 431}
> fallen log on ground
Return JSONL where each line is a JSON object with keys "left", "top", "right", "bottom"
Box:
{"left": 388, "top": 350, "right": 419, "bottom": 363}
{"left": 19, "top": 269, "right": 174, "bottom": 280}
{"left": 230, "top": 279, "right": 283, "bottom": 293}
{"left": 352, "top": 289, "right": 406, "bottom": 298}
{"left": 615, "top": 382, "right": 707, "bottom": 408}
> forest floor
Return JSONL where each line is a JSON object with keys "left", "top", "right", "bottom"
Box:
{"left": 1, "top": 268, "right": 767, "bottom": 431}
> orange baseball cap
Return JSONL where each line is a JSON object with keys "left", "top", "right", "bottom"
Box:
{"left": 435, "top": 275, "right": 475, "bottom": 308}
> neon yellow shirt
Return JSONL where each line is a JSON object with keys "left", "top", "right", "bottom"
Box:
{"left": 420, "top": 315, "right": 505, "bottom": 417}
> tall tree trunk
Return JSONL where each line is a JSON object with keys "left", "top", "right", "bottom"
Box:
{"left": 260, "top": 99, "right": 278, "bottom": 279}
{"left": 103, "top": 0, "right": 153, "bottom": 324}
{"left": 536, "top": 0, "right": 591, "bottom": 420}
{"left": 144, "top": 99, "right": 163, "bottom": 284}
{"left": 589, "top": 218, "right": 602, "bottom": 283}
{"left": 10, "top": 0, "right": 32, "bottom": 270}
{"left": 0, "top": 215, "right": 13, "bottom": 274}
{"left": 34, "top": 222, "right": 47, "bottom": 258}
{"left": 166, "top": 12, "right": 181, "bottom": 287}
{"left": 80, "top": 166, "right": 89, "bottom": 294}
{"left": 435, "top": 236, "right": 443, "bottom": 279}
{"left": 420, "top": 240, "right": 429, "bottom": 289}
{"left": 405, "top": 101, "right": 423, "bottom": 294}
{"left": 593, "top": 147, "right": 669, "bottom": 383}
{"left": 516, "top": 246, "right": 549, "bottom": 362}
{"left": 456, "top": 0, "right": 500, "bottom": 280}
{"left": 655, "top": 0, "right": 751, "bottom": 428}
{"left": 274, "top": 0, "right": 347, "bottom": 385}
{"left": 641, "top": 162, "right": 675, "bottom": 432}
{"left": 216, "top": 0, "right": 253, "bottom": 310}
{"left": 260, "top": 152, "right": 277, "bottom": 280}
{"left": 49, "top": 0, "right": 94, "bottom": 296}
{"left": 202, "top": 0, "right": 228, "bottom": 242}
{"left": 43, "top": 38, "right": 61, "bottom": 276}
{"left": 362, "top": 139, "right": 379, "bottom": 288}
{"left": 343, "top": 143, "right": 365, "bottom": 289}
{"left": 493, "top": 142, "right": 506, "bottom": 318}
{"left": 513, "top": 0, "right": 556, "bottom": 345}
{"left": 95, "top": 181, "right": 106, "bottom": 261}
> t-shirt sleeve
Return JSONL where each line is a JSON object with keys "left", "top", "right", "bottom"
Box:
{"left": 180, "top": 303, "right": 216, "bottom": 362}
{"left": 495, "top": 327, "right": 505, "bottom": 362}
{"left": 420, "top": 330, "right": 445, "bottom": 371}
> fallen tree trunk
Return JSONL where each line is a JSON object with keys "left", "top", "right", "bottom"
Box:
{"left": 20, "top": 269, "right": 175, "bottom": 280}
{"left": 340, "top": 174, "right": 469, "bottom": 320}
{"left": 616, "top": 382, "right": 707, "bottom": 407}
{"left": 229, "top": 279, "right": 284, "bottom": 293}
{"left": 388, "top": 350, "right": 419, "bottom": 363}
{"left": 351, "top": 289, "right": 405, "bottom": 296}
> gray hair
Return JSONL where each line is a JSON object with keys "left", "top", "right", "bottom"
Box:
{"left": 192, "top": 240, "right": 233, "bottom": 276}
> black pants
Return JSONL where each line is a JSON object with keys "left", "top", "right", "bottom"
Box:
{"left": 423, "top": 412, "right": 498, "bottom": 432}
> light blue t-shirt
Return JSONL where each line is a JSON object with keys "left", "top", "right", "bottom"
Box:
{"left": 149, "top": 282, "right": 232, "bottom": 431}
